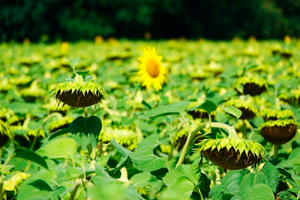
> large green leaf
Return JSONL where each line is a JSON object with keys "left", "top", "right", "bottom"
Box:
{"left": 222, "top": 170, "right": 249, "bottom": 195}
{"left": 130, "top": 134, "right": 166, "bottom": 172}
{"left": 163, "top": 164, "right": 200, "bottom": 186}
{"left": 130, "top": 145, "right": 166, "bottom": 172}
{"left": 37, "top": 138, "right": 77, "bottom": 159}
{"left": 242, "top": 184, "right": 274, "bottom": 200}
{"left": 161, "top": 177, "right": 195, "bottom": 200}
{"left": 17, "top": 169, "right": 59, "bottom": 200}
{"left": 14, "top": 147, "right": 48, "bottom": 169}
{"left": 138, "top": 101, "right": 190, "bottom": 120}
{"left": 260, "top": 162, "right": 279, "bottom": 192}
{"left": 69, "top": 116, "right": 102, "bottom": 138}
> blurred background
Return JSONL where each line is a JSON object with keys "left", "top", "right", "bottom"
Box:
{"left": 1, "top": 0, "right": 299, "bottom": 42}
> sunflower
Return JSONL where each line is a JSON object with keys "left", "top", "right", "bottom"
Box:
{"left": 137, "top": 47, "right": 167, "bottom": 91}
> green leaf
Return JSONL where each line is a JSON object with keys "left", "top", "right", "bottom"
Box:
{"left": 260, "top": 162, "right": 279, "bottom": 192}
{"left": 221, "top": 170, "right": 249, "bottom": 195}
{"left": 138, "top": 101, "right": 190, "bottom": 120}
{"left": 88, "top": 181, "right": 126, "bottom": 200}
{"left": 69, "top": 116, "right": 102, "bottom": 138}
{"left": 163, "top": 164, "right": 200, "bottom": 186}
{"left": 17, "top": 169, "right": 56, "bottom": 200}
{"left": 197, "top": 99, "right": 217, "bottom": 114}
{"left": 14, "top": 147, "right": 48, "bottom": 169}
{"left": 28, "top": 179, "right": 53, "bottom": 191}
{"left": 242, "top": 184, "right": 274, "bottom": 200}
{"left": 198, "top": 172, "right": 211, "bottom": 198}
{"left": 77, "top": 70, "right": 90, "bottom": 80}
{"left": 223, "top": 106, "right": 242, "bottom": 119}
{"left": 69, "top": 57, "right": 81, "bottom": 69}
{"left": 111, "top": 139, "right": 132, "bottom": 157}
{"left": 130, "top": 134, "right": 166, "bottom": 172}
{"left": 45, "top": 127, "right": 70, "bottom": 141}
{"left": 130, "top": 172, "right": 163, "bottom": 189}
{"left": 279, "top": 147, "right": 300, "bottom": 167}
{"left": 130, "top": 146, "right": 166, "bottom": 172}
{"left": 161, "top": 177, "right": 195, "bottom": 200}
{"left": 37, "top": 138, "right": 77, "bottom": 159}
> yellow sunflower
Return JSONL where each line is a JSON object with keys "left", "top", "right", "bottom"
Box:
{"left": 137, "top": 47, "right": 167, "bottom": 91}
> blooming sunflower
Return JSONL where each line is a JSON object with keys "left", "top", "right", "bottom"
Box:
{"left": 137, "top": 47, "right": 167, "bottom": 91}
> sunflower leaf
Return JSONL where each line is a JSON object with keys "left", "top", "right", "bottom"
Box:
{"left": 138, "top": 101, "right": 190, "bottom": 120}
{"left": 223, "top": 106, "right": 242, "bottom": 119}
{"left": 196, "top": 100, "right": 217, "bottom": 114}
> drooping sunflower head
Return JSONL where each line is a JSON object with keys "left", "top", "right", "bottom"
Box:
{"left": 198, "top": 138, "right": 266, "bottom": 170}
{"left": 137, "top": 47, "right": 167, "bottom": 91}
{"left": 259, "top": 109, "right": 294, "bottom": 121}
{"left": 235, "top": 76, "right": 267, "bottom": 96}
{"left": 260, "top": 119, "right": 298, "bottom": 145}
{"left": 48, "top": 116, "right": 74, "bottom": 133}
{"left": 20, "top": 80, "right": 46, "bottom": 102}
{"left": 0, "top": 120, "right": 13, "bottom": 148}
{"left": 53, "top": 74, "right": 106, "bottom": 107}
{"left": 100, "top": 127, "right": 138, "bottom": 150}
{"left": 224, "top": 99, "right": 258, "bottom": 120}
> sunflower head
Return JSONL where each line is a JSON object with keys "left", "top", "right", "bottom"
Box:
{"left": 48, "top": 116, "right": 74, "bottom": 133}
{"left": 100, "top": 127, "right": 138, "bottom": 150}
{"left": 3, "top": 172, "right": 30, "bottom": 191}
{"left": 137, "top": 47, "right": 167, "bottom": 91}
{"left": 0, "top": 120, "right": 13, "bottom": 148}
{"left": 260, "top": 119, "right": 298, "bottom": 145}
{"left": 0, "top": 79, "right": 13, "bottom": 93}
{"left": 260, "top": 109, "right": 294, "bottom": 121}
{"left": 53, "top": 74, "right": 106, "bottom": 107}
{"left": 20, "top": 80, "right": 46, "bottom": 102}
{"left": 198, "top": 138, "right": 266, "bottom": 170}
{"left": 224, "top": 99, "right": 258, "bottom": 120}
{"left": 235, "top": 76, "right": 267, "bottom": 96}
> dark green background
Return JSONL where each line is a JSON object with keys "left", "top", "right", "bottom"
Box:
{"left": 1, "top": 0, "right": 299, "bottom": 42}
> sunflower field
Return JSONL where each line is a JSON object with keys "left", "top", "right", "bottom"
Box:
{"left": 0, "top": 38, "right": 300, "bottom": 200}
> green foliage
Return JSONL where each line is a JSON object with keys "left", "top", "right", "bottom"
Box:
{"left": 0, "top": 40, "right": 299, "bottom": 200}
{"left": 139, "top": 101, "right": 190, "bottom": 120}
{"left": 14, "top": 147, "right": 48, "bottom": 169}
{"left": 37, "top": 138, "right": 77, "bottom": 159}
{"left": 69, "top": 116, "right": 102, "bottom": 138}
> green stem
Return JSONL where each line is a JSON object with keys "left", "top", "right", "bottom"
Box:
{"left": 198, "top": 188, "right": 204, "bottom": 200}
{"left": 69, "top": 183, "right": 81, "bottom": 200}
{"left": 131, "top": 85, "right": 142, "bottom": 118}
{"left": 242, "top": 120, "right": 247, "bottom": 139}
{"left": 272, "top": 144, "right": 278, "bottom": 158}
{"left": 88, "top": 143, "right": 93, "bottom": 160}
{"left": 176, "top": 122, "right": 237, "bottom": 167}
{"left": 84, "top": 107, "right": 88, "bottom": 118}
{"left": 0, "top": 153, "right": 14, "bottom": 200}
{"left": 176, "top": 124, "right": 206, "bottom": 167}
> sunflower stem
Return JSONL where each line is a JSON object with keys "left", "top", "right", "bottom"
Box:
{"left": 84, "top": 107, "right": 88, "bottom": 118}
{"left": 242, "top": 120, "right": 247, "bottom": 139}
{"left": 131, "top": 85, "right": 142, "bottom": 118}
{"left": 176, "top": 124, "right": 206, "bottom": 167}
{"left": 0, "top": 152, "right": 14, "bottom": 200}
{"left": 176, "top": 122, "right": 237, "bottom": 167}
{"left": 272, "top": 144, "right": 278, "bottom": 158}
{"left": 69, "top": 183, "right": 81, "bottom": 200}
